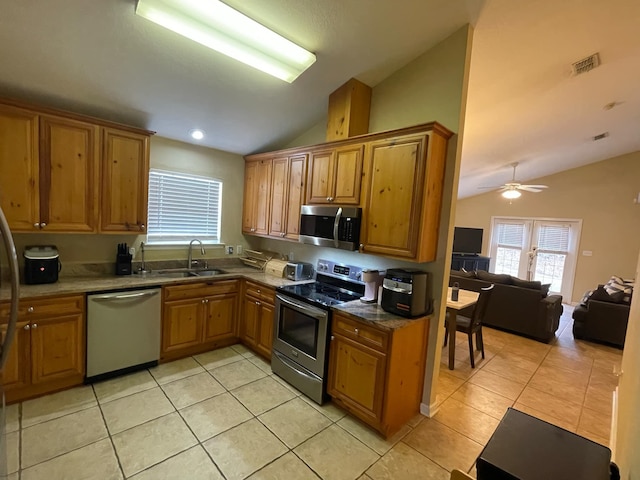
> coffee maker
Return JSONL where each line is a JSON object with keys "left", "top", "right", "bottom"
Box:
{"left": 360, "top": 269, "right": 385, "bottom": 303}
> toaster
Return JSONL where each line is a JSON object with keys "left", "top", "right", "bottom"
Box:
{"left": 285, "top": 261, "right": 314, "bottom": 281}
{"left": 24, "top": 245, "right": 60, "bottom": 285}
{"left": 381, "top": 268, "right": 431, "bottom": 318}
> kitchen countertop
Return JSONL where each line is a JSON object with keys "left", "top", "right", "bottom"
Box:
{"left": 0, "top": 268, "right": 420, "bottom": 329}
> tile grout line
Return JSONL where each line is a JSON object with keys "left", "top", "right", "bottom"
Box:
{"left": 91, "top": 382, "right": 127, "bottom": 480}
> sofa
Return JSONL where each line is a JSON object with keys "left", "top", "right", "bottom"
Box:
{"left": 572, "top": 276, "right": 634, "bottom": 348}
{"left": 449, "top": 270, "right": 563, "bottom": 343}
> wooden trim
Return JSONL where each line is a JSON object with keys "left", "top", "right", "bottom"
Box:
{"left": 159, "top": 337, "right": 239, "bottom": 363}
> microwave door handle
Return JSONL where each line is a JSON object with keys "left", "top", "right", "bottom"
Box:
{"left": 333, "top": 207, "right": 342, "bottom": 248}
{"left": 0, "top": 207, "right": 20, "bottom": 370}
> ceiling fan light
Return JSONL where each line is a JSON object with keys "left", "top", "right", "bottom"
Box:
{"left": 135, "top": 0, "right": 316, "bottom": 83}
{"left": 502, "top": 189, "right": 522, "bottom": 199}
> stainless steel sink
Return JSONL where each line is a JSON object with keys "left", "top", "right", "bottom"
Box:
{"left": 138, "top": 268, "right": 227, "bottom": 278}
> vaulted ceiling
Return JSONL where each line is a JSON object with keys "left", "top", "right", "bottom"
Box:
{"left": 1, "top": 0, "right": 638, "bottom": 198}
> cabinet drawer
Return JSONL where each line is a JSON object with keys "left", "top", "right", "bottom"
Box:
{"left": 332, "top": 314, "right": 388, "bottom": 353}
{"left": 0, "top": 294, "right": 84, "bottom": 321}
{"left": 245, "top": 281, "right": 275, "bottom": 305}
{"left": 164, "top": 280, "right": 239, "bottom": 301}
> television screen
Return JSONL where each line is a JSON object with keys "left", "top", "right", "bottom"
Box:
{"left": 453, "top": 227, "right": 483, "bottom": 255}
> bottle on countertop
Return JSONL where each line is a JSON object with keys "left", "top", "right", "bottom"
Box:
{"left": 451, "top": 282, "right": 460, "bottom": 302}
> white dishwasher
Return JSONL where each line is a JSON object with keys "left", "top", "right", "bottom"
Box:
{"left": 86, "top": 288, "right": 161, "bottom": 382}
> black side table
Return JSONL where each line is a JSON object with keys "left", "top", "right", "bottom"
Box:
{"left": 477, "top": 408, "right": 612, "bottom": 480}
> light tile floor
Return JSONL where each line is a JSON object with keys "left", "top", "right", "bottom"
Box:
{"left": 6, "top": 305, "right": 622, "bottom": 480}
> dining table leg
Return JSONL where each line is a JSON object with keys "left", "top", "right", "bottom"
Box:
{"left": 448, "top": 310, "right": 457, "bottom": 370}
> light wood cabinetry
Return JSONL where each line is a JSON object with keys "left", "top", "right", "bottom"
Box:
{"left": 100, "top": 128, "right": 150, "bottom": 233}
{"left": 359, "top": 125, "right": 452, "bottom": 262}
{"left": 0, "top": 98, "right": 153, "bottom": 233}
{"left": 326, "top": 78, "right": 372, "bottom": 142}
{"left": 0, "top": 294, "right": 85, "bottom": 404}
{"left": 269, "top": 154, "right": 307, "bottom": 239}
{"left": 240, "top": 280, "right": 275, "bottom": 359}
{"left": 242, "top": 159, "right": 272, "bottom": 235}
{"left": 306, "top": 145, "right": 363, "bottom": 205}
{"left": 161, "top": 280, "right": 238, "bottom": 360}
{"left": 327, "top": 312, "right": 429, "bottom": 438}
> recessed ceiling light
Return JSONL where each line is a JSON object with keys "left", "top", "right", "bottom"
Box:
{"left": 189, "top": 129, "right": 205, "bottom": 140}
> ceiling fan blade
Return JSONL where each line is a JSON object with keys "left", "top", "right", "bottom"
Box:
{"left": 521, "top": 184, "right": 548, "bottom": 189}
{"left": 477, "top": 185, "right": 504, "bottom": 189}
{"left": 518, "top": 186, "right": 543, "bottom": 192}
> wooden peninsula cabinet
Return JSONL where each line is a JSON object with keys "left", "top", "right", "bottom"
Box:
{"left": 240, "top": 280, "right": 275, "bottom": 359}
{"left": 327, "top": 312, "right": 429, "bottom": 438}
{"left": 161, "top": 280, "right": 239, "bottom": 361}
{"left": 0, "top": 294, "right": 85, "bottom": 403}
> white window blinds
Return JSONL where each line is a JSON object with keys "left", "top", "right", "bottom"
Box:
{"left": 536, "top": 223, "right": 570, "bottom": 252}
{"left": 147, "top": 169, "right": 222, "bottom": 244}
{"left": 495, "top": 222, "right": 525, "bottom": 247}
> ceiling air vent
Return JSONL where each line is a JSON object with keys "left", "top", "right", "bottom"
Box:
{"left": 572, "top": 53, "right": 600, "bottom": 75}
{"left": 593, "top": 132, "right": 609, "bottom": 141}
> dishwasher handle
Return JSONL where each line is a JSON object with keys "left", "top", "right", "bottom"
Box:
{"left": 90, "top": 290, "right": 159, "bottom": 301}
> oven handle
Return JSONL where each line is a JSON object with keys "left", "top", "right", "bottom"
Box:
{"left": 333, "top": 207, "right": 342, "bottom": 248}
{"left": 276, "top": 294, "right": 327, "bottom": 321}
{"left": 274, "top": 350, "right": 321, "bottom": 381}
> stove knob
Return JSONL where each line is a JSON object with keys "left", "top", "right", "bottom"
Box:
{"left": 355, "top": 272, "right": 362, "bottom": 281}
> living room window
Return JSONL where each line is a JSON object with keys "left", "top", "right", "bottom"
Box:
{"left": 146, "top": 169, "right": 223, "bottom": 245}
{"left": 489, "top": 217, "right": 581, "bottom": 300}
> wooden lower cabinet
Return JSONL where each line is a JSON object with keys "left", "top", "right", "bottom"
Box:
{"left": 327, "top": 312, "right": 429, "bottom": 438}
{"left": 161, "top": 280, "right": 239, "bottom": 360}
{"left": 0, "top": 294, "right": 85, "bottom": 404}
{"left": 240, "top": 281, "right": 275, "bottom": 359}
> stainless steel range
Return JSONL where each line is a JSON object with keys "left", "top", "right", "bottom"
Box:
{"left": 272, "top": 259, "right": 365, "bottom": 404}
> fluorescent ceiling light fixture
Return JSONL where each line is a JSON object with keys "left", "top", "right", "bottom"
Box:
{"left": 135, "top": 0, "right": 316, "bottom": 83}
{"left": 502, "top": 189, "right": 522, "bottom": 199}
{"left": 189, "top": 129, "right": 205, "bottom": 140}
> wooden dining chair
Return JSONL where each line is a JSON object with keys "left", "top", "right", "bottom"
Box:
{"left": 445, "top": 284, "right": 494, "bottom": 368}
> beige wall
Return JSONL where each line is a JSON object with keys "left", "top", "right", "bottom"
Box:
{"left": 12, "top": 136, "right": 248, "bottom": 267}
{"left": 260, "top": 24, "right": 475, "bottom": 414}
{"left": 455, "top": 152, "right": 640, "bottom": 303}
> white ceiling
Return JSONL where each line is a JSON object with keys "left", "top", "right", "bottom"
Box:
{"left": 0, "top": 0, "right": 638, "bottom": 198}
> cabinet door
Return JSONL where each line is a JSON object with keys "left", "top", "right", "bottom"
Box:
{"left": 255, "top": 302, "right": 274, "bottom": 359}
{"left": 253, "top": 160, "right": 272, "bottom": 235}
{"left": 268, "top": 157, "right": 289, "bottom": 238}
{"left": 100, "top": 128, "right": 149, "bottom": 233}
{"left": 242, "top": 161, "right": 257, "bottom": 233}
{"left": 30, "top": 313, "right": 85, "bottom": 384}
{"left": 203, "top": 294, "right": 237, "bottom": 343}
{"left": 39, "top": 115, "right": 99, "bottom": 232}
{"left": 327, "top": 333, "right": 386, "bottom": 425}
{"left": 284, "top": 154, "right": 307, "bottom": 240}
{"left": 162, "top": 299, "right": 204, "bottom": 354}
{"left": 0, "top": 321, "right": 31, "bottom": 391}
{"left": 361, "top": 135, "right": 426, "bottom": 258}
{"left": 241, "top": 296, "right": 260, "bottom": 347}
{"left": 332, "top": 145, "right": 363, "bottom": 205}
{"left": 306, "top": 150, "right": 334, "bottom": 204}
{"left": 0, "top": 104, "right": 40, "bottom": 230}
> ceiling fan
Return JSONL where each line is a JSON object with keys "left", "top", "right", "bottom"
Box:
{"left": 479, "top": 162, "right": 549, "bottom": 199}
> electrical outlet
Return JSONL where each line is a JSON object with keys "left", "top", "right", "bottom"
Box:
{"left": 236, "top": 245, "right": 243, "bottom": 255}
{"left": 226, "top": 246, "right": 234, "bottom": 255}
{"left": 129, "top": 247, "right": 135, "bottom": 257}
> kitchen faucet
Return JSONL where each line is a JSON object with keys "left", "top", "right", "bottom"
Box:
{"left": 188, "top": 239, "right": 206, "bottom": 268}
{"left": 138, "top": 241, "right": 150, "bottom": 273}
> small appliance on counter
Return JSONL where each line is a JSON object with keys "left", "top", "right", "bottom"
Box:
{"left": 115, "top": 243, "right": 132, "bottom": 275}
{"left": 24, "top": 245, "right": 60, "bottom": 285}
{"left": 360, "top": 269, "right": 385, "bottom": 303}
{"left": 265, "top": 259, "right": 289, "bottom": 278}
{"left": 285, "top": 261, "right": 314, "bottom": 281}
{"left": 381, "top": 268, "right": 431, "bottom": 318}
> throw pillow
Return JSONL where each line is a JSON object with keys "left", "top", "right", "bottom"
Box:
{"left": 605, "top": 275, "right": 633, "bottom": 303}
{"left": 511, "top": 277, "right": 543, "bottom": 290}
{"left": 590, "top": 285, "right": 625, "bottom": 303}
{"left": 476, "top": 270, "right": 512, "bottom": 285}
{"left": 580, "top": 289, "right": 594, "bottom": 306}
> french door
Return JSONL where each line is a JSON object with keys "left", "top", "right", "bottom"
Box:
{"left": 489, "top": 217, "right": 581, "bottom": 300}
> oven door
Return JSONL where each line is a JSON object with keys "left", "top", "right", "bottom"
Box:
{"left": 273, "top": 294, "right": 328, "bottom": 377}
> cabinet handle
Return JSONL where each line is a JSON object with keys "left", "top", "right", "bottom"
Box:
{"left": 359, "top": 244, "right": 364, "bottom": 252}
{"left": 27, "top": 306, "right": 34, "bottom": 313}
{"left": 140, "top": 224, "right": 145, "bottom": 230}
{"left": 280, "top": 233, "right": 285, "bottom": 237}
{"left": 255, "top": 301, "right": 261, "bottom": 306}
{"left": 354, "top": 328, "right": 359, "bottom": 335}
{"left": 202, "top": 299, "right": 206, "bottom": 303}
{"left": 204, "top": 299, "right": 209, "bottom": 303}
{"left": 40, "top": 222, "right": 47, "bottom": 228}
{"left": 24, "top": 324, "right": 30, "bottom": 330}
{"left": 32, "top": 323, "right": 38, "bottom": 329}
{"left": 33, "top": 223, "right": 40, "bottom": 228}
{"left": 331, "top": 335, "right": 334, "bottom": 341}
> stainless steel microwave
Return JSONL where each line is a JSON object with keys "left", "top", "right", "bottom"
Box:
{"left": 299, "top": 205, "right": 361, "bottom": 251}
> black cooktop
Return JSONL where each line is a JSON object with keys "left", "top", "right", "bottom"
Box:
{"left": 278, "top": 278, "right": 364, "bottom": 308}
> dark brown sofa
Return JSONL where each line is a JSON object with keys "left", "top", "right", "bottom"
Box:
{"left": 572, "top": 284, "right": 632, "bottom": 348}
{"left": 449, "top": 270, "right": 563, "bottom": 343}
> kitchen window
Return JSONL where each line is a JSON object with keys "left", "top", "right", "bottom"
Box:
{"left": 146, "top": 169, "right": 222, "bottom": 244}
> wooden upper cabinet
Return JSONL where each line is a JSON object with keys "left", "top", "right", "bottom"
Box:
{"left": 284, "top": 154, "right": 307, "bottom": 240}
{"left": 268, "top": 157, "right": 289, "bottom": 238}
{"left": 360, "top": 126, "right": 450, "bottom": 262}
{"left": 242, "top": 159, "right": 272, "bottom": 235}
{"left": 306, "top": 145, "right": 363, "bottom": 205}
{"left": 39, "top": 115, "right": 99, "bottom": 232}
{"left": 268, "top": 154, "right": 308, "bottom": 240}
{"left": 0, "top": 104, "right": 40, "bottom": 230}
{"left": 100, "top": 128, "right": 150, "bottom": 233}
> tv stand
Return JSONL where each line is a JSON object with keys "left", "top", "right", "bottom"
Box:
{"left": 451, "top": 254, "right": 490, "bottom": 272}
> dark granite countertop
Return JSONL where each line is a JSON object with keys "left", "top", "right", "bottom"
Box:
{"left": 331, "top": 300, "right": 431, "bottom": 331}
